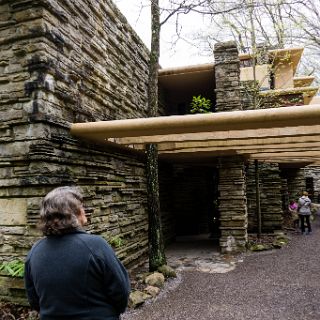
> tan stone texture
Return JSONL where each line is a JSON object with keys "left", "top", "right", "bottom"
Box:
{"left": 0, "top": 199, "right": 27, "bottom": 225}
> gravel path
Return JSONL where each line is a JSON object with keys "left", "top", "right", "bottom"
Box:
{"left": 123, "top": 218, "right": 320, "bottom": 320}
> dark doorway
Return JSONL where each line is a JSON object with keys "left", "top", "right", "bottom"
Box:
{"left": 172, "top": 166, "right": 220, "bottom": 240}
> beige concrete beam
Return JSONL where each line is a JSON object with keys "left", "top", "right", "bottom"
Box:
{"left": 115, "top": 125, "right": 320, "bottom": 145}
{"left": 249, "top": 157, "right": 320, "bottom": 164}
{"left": 157, "top": 142, "right": 320, "bottom": 154}
{"left": 254, "top": 158, "right": 316, "bottom": 164}
{"left": 159, "top": 149, "right": 320, "bottom": 164}
{"left": 161, "top": 152, "right": 320, "bottom": 163}
{"left": 248, "top": 151, "right": 320, "bottom": 159}
{"left": 71, "top": 105, "right": 320, "bottom": 139}
{"left": 156, "top": 137, "right": 320, "bottom": 152}
{"left": 240, "top": 148, "right": 320, "bottom": 156}
{"left": 160, "top": 147, "right": 320, "bottom": 158}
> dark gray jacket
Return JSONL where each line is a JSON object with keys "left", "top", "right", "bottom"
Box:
{"left": 24, "top": 230, "right": 130, "bottom": 320}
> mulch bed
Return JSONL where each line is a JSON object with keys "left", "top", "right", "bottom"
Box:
{"left": 0, "top": 302, "right": 38, "bottom": 320}
{"left": 247, "top": 233, "right": 277, "bottom": 245}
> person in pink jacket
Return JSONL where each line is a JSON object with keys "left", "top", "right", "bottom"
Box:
{"left": 288, "top": 199, "right": 299, "bottom": 229}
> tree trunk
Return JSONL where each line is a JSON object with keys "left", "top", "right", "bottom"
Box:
{"left": 146, "top": 143, "right": 166, "bottom": 270}
{"left": 146, "top": 0, "right": 166, "bottom": 271}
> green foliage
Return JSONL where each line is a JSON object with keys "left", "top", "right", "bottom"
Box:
{"left": 0, "top": 260, "right": 25, "bottom": 278}
{"left": 190, "top": 95, "right": 212, "bottom": 114}
{"left": 109, "top": 235, "right": 124, "bottom": 248}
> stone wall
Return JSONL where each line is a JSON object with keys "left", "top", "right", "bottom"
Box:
{"left": 282, "top": 166, "right": 320, "bottom": 203}
{"left": 246, "top": 163, "right": 258, "bottom": 232}
{"left": 0, "top": 0, "right": 152, "bottom": 303}
{"left": 13, "top": 0, "right": 150, "bottom": 123}
{"left": 218, "top": 157, "right": 248, "bottom": 252}
{"left": 241, "top": 84, "right": 305, "bottom": 110}
{"left": 246, "top": 162, "right": 283, "bottom": 232}
{"left": 261, "top": 93, "right": 304, "bottom": 109}
{"left": 214, "top": 41, "right": 242, "bottom": 112}
{"left": 159, "top": 163, "right": 175, "bottom": 245}
{"left": 281, "top": 168, "right": 306, "bottom": 201}
{"left": 304, "top": 167, "right": 320, "bottom": 202}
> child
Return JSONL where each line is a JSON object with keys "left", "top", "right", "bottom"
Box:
{"left": 288, "top": 199, "right": 299, "bottom": 229}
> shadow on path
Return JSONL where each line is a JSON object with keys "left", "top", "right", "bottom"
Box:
{"left": 165, "top": 234, "right": 240, "bottom": 274}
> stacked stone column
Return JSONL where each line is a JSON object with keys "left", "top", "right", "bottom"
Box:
{"left": 218, "top": 157, "right": 248, "bottom": 252}
{"left": 214, "top": 41, "right": 242, "bottom": 112}
{"left": 214, "top": 42, "right": 248, "bottom": 252}
{"left": 246, "top": 162, "right": 283, "bottom": 232}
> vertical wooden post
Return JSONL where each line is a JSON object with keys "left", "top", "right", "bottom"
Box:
{"left": 255, "top": 159, "right": 262, "bottom": 237}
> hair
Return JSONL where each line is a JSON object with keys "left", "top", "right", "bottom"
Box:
{"left": 38, "top": 186, "right": 84, "bottom": 236}
{"left": 303, "top": 191, "right": 309, "bottom": 196}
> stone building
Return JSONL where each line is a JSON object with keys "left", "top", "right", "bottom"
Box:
{"left": 1, "top": 0, "right": 320, "bottom": 304}
{"left": 0, "top": 0, "right": 153, "bottom": 303}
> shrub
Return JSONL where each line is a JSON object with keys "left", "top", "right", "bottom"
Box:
{"left": 0, "top": 260, "right": 25, "bottom": 278}
{"left": 190, "top": 95, "right": 212, "bottom": 114}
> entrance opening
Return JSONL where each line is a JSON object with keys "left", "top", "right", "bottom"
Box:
{"left": 160, "top": 165, "right": 220, "bottom": 255}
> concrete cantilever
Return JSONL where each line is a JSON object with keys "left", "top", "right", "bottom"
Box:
{"left": 70, "top": 105, "right": 320, "bottom": 139}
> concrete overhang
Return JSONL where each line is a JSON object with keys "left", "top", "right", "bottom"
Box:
{"left": 268, "top": 47, "right": 303, "bottom": 75}
{"left": 71, "top": 105, "right": 320, "bottom": 166}
{"left": 294, "top": 76, "right": 315, "bottom": 88}
{"left": 158, "top": 63, "right": 215, "bottom": 104}
{"left": 238, "top": 47, "right": 304, "bottom": 76}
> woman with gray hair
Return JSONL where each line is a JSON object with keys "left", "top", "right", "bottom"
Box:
{"left": 38, "top": 186, "right": 87, "bottom": 235}
{"left": 24, "top": 186, "right": 130, "bottom": 320}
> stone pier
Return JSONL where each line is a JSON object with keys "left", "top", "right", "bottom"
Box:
{"left": 218, "top": 157, "right": 248, "bottom": 253}
{"left": 214, "top": 41, "right": 247, "bottom": 252}
{"left": 214, "top": 41, "right": 242, "bottom": 112}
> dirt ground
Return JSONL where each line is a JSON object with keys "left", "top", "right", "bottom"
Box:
{"left": 0, "top": 302, "right": 38, "bottom": 320}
